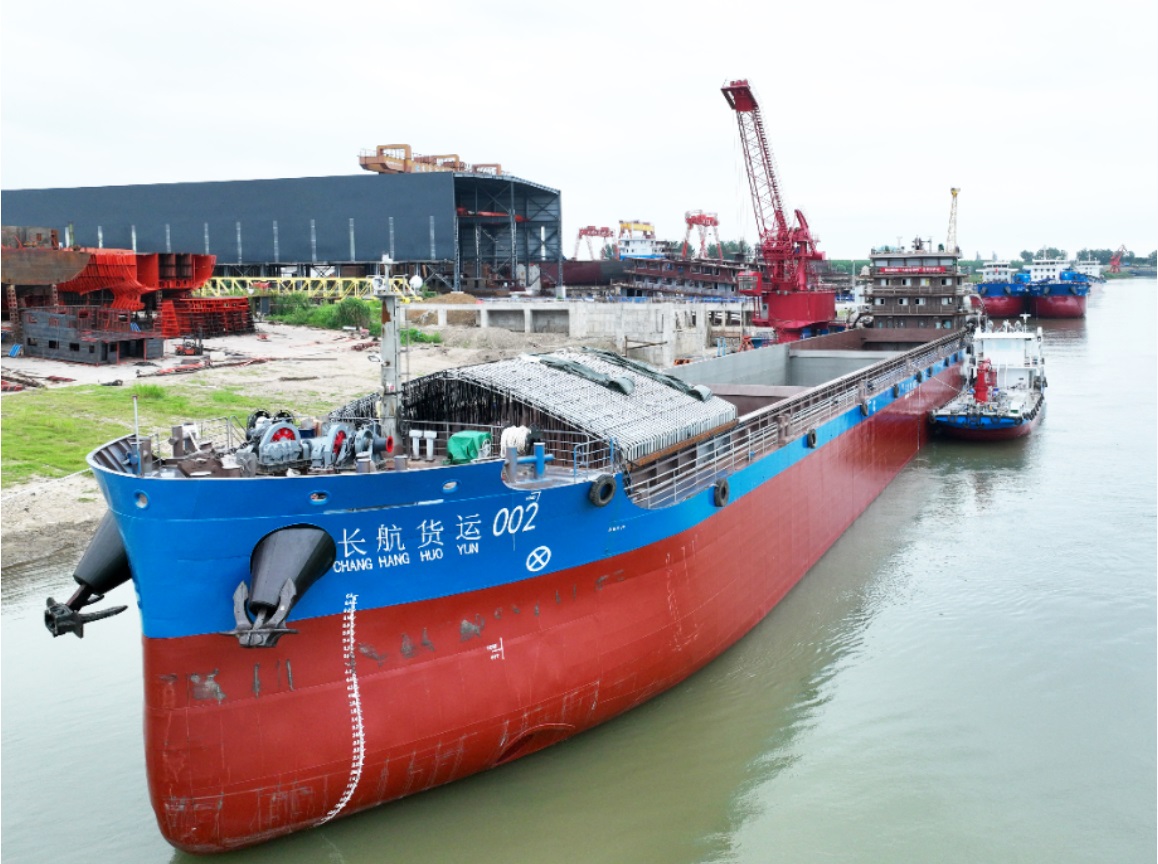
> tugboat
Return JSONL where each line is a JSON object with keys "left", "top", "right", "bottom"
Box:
{"left": 930, "top": 315, "right": 1046, "bottom": 440}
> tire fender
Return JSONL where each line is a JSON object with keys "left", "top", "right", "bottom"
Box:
{"left": 713, "top": 479, "right": 730, "bottom": 507}
{"left": 589, "top": 474, "right": 616, "bottom": 507}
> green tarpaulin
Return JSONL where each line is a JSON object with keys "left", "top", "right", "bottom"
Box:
{"left": 445, "top": 430, "right": 492, "bottom": 464}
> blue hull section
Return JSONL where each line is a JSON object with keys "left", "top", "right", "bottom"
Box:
{"left": 94, "top": 366, "right": 958, "bottom": 641}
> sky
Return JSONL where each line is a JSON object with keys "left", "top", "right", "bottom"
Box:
{"left": 2, "top": 0, "right": 1156, "bottom": 261}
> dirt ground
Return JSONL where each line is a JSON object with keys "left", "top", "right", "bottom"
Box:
{"left": 0, "top": 322, "right": 614, "bottom": 572}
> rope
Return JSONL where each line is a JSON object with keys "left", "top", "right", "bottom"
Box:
{"left": 1, "top": 468, "right": 93, "bottom": 501}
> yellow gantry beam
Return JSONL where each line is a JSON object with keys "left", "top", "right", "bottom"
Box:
{"left": 196, "top": 276, "right": 417, "bottom": 301}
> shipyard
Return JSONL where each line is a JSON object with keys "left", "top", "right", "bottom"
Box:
{"left": 2, "top": 1, "right": 1156, "bottom": 862}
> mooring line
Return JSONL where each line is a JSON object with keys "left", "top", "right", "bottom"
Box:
{"left": 1, "top": 468, "right": 93, "bottom": 501}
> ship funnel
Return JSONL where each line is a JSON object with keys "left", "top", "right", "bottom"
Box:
{"left": 44, "top": 512, "right": 131, "bottom": 638}
{"left": 223, "top": 525, "right": 336, "bottom": 648}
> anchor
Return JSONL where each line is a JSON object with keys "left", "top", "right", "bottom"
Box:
{"left": 44, "top": 512, "right": 130, "bottom": 639}
{"left": 220, "top": 524, "right": 336, "bottom": 648}
{"left": 44, "top": 586, "right": 127, "bottom": 638}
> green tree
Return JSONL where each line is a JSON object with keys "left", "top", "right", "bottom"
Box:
{"left": 334, "top": 297, "right": 372, "bottom": 330}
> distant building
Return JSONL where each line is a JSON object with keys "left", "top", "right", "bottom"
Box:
{"left": 2, "top": 172, "right": 564, "bottom": 292}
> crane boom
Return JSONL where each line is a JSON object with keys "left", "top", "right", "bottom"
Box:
{"left": 946, "top": 188, "right": 960, "bottom": 254}
{"left": 721, "top": 79, "right": 833, "bottom": 340}
{"left": 721, "top": 81, "right": 789, "bottom": 242}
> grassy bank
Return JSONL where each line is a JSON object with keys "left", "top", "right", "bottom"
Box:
{"left": 0, "top": 381, "right": 339, "bottom": 488}
{"left": 267, "top": 295, "right": 441, "bottom": 344}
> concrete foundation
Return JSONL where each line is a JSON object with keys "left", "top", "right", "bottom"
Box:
{"left": 402, "top": 299, "right": 745, "bottom": 367}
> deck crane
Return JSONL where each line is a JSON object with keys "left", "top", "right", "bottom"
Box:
{"left": 1109, "top": 245, "right": 1127, "bottom": 273}
{"left": 721, "top": 79, "right": 834, "bottom": 340}
{"left": 946, "top": 188, "right": 960, "bottom": 254}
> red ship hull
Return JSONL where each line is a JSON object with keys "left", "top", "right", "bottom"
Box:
{"left": 140, "top": 367, "right": 954, "bottom": 853}
{"left": 1027, "top": 294, "right": 1086, "bottom": 318}
{"left": 979, "top": 294, "right": 1024, "bottom": 318}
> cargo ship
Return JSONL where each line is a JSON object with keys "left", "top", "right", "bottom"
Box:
{"left": 1024, "top": 254, "right": 1090, "bottom": 318}
{"left": 45, "top": 287, "right": 972, "bottom": 852}
{"left": 974, "top": 259, "right": 1029, "bottom": 319}
{"left": 930, "top": 317, "right": 1046, "bottom": 440}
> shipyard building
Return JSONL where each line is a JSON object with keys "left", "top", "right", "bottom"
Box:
{"left": 2, "top": 158, "right": 565, "bottom": 293}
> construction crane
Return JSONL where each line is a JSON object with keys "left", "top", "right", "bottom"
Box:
{"left": 721, "top": 79, "right": 833, "bottom": 339}
{"left": 1109, "top": 245, "right": 1127, "bottom": 273}
{"left": 681, "top": 211, "right": 723, "bottom": 260}
{"left": 573, "top": 226, "right": 614, "bottom": 260}
{"left": 946, "top": 188, "right": 960, "bottom": 254}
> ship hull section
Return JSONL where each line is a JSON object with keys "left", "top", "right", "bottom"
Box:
{"left": 126, "top": 365, "right": 959, "bottom": 852}
{"left": 1028, "top": 293, "right": 1087, "bottom": 318}
{"left": 978, "top": 291, "right": 1025, "bottom": 319}
{"left": 932, "top": 406, "right": 1043, "bottom": 440}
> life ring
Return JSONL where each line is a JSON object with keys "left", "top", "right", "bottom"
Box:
{"left": 589, "top": 474, "right": 616, "bottom": 507}
{"left": 806, "top": 429, "right": 818, "bottom": 448}
{"left": 713, "top": 479, "right": 730, "bottom": 507}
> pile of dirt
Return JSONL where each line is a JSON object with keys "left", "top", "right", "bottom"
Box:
{"left": 412, "top": 291, "right": 482, "bottom": 326}
{"left": 423, "top": 292, "right": 483, "bottom": 305}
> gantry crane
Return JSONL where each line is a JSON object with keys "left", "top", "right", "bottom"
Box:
{"left": 573, "top": 226, "right": 614, "bottom": 260}
{"left": 681, "top": 211, "right": 723, "bottom": 260}
{"left": 721, "top": 79, "right": 834, "bottom": 339}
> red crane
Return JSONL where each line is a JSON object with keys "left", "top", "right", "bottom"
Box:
{"left": 1109, "top": 245, "right": 1127, "bottom": 273}
{"left": 722, "top": 79, "right": 834, "bottom": 339}
{"left": 681, "top": 211, "right": 723, "bottom": 260}
{"left": 573, "top": 226, "right": 614, "bottom": 260}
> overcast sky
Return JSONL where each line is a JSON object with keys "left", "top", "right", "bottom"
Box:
{"left": 3, "top": 0, "right": 1155, "bottom": 260}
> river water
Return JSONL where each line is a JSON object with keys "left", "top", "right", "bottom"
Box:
{"left": 3, "top": 279, "right": 1154, "bottom": 864}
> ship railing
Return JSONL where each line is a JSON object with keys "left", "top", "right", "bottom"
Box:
{"left": 92, "top": 416, "right": 249, "bottom": 474}
{"left": 626, "top": 331, "right": 966, "bottom": 508}
{"left": 142, "top": 416, "right": 248, "bottom": 461}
